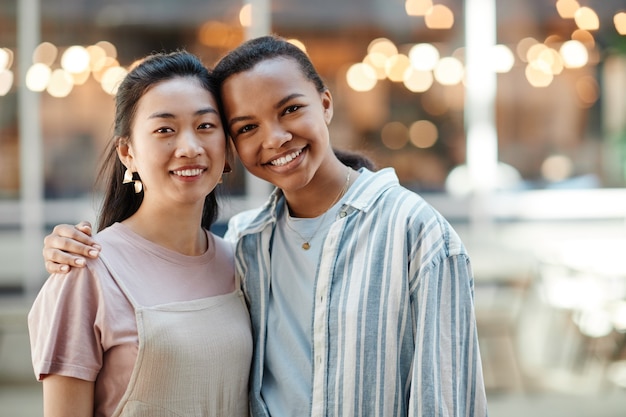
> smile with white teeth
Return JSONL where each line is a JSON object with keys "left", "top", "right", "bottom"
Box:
{"left": 172, "top": 168, "right": 204, "bottom": 177}
{"left": 270, "top": 149, "right": 302, "bottom": 167}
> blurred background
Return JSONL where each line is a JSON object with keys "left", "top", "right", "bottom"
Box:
{"left": 1, "top": 0, "right": 626, "bottom": 415}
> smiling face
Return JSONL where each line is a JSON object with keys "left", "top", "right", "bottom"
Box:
{"left": 118, "top": 76, "right": 225, "bottom": 210}
{"left": 221, "top": 57, "right": 334, "bottom": 193}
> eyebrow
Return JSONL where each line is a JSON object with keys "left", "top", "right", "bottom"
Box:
{"left": 148, "top": 107, "right": 218, "bottom": 119}
{"left": 228, "top": 93, "right": 305, "bottom": 129}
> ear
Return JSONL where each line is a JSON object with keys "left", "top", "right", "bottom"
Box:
{"left": 116, "top": 137, "right": 134, "bottom": 170}
{"left": 321, "top": 89, "right": 334, "bottom": 125}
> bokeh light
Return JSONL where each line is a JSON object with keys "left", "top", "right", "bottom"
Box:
{"left": 433, "top": 57, "right": 464, "bottom": 85}
{"left": 405, "top": 0, "right": 432, "bottom": 16}
{"left": 385, "top": 54, "right": 411, "bottom": 82}
{"left": 381, "top": 121, "right": 409, "bottom": 150}
{"left": 346, "top": 63, "right": 378, "bottom": 92}
{"left": 363, "top": 53, "right": 388, "bottom": 79}
{"left": 541, "top": 154, "right": 573, "bottom": 181}
{"left": 101, "top": 66, "right": 128, "bottom": 95}
{"left": 0, "top": 49, "right": 9, "bottom": 71}
{"left": 615, "top": 12, "right": 626, "bottom": 35}
{"left": 239, "top": 4, "right": 252, "bottom": 27}
{"left": 574, "top": 7, "right": 599, "bottom": 31}
{"left": 61, "top": 45, "right": 90, "bottom": 74}
{"left": 368, "top": 38, "right": 398, "bottom": 58}
{"left": 403, "top": 68, "right": 433, "bottom": 92}
{"left": 556, "top": 0, "right": 580, "bottom": 19}
{"left": 491, "top": 44, "right": 515, "bottom": 73}
{"left": 47, "top": 69, "right": 74, "bottom": 98}
{"left": 25, "top": 63, "right": 51, "bottom": 92}
{"left": 32, "top": 42, "right": 58, "bottom": 66}
{"left": 409, "top": 120, "right": 438, "bottom": 148}
{"left": 0, "top": 70, "right": 13, "bottom": 96}
{"left": 425, "top": 4, "right": 454, "bottom": 29}
{"left": 409, "top": 43, "right": 440, "bottom": 71}
{"left": 560, "top": 40, "right": 588, "bottom": 68}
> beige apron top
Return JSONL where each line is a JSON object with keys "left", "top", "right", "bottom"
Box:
{"left": 101, "top": 252, "right": 252, "bottom": 417}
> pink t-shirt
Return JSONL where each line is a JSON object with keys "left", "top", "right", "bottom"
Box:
{"left": 28, "top": 222, "right": 239, "bottom": 416}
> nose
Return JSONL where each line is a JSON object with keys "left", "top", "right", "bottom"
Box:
{"left": 262, "top": 123, "right": 292, "bottom": 149}
{"left": 175, "top": 129, "right": 204, "bottom": 158}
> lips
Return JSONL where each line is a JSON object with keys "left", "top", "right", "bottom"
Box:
{"left": 269, "top": 148, "right": 303, "bottom": 167}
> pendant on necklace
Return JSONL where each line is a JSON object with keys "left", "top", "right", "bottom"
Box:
{"left": 302, "top": 242, "right": 311, "bottom": 250}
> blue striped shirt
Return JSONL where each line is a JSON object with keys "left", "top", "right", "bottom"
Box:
{"left": 226, "top": 168, "right": 488, "bottom": 417}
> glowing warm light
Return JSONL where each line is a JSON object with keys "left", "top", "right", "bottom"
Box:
{"left": 287, "top": 39, "right": 307, "bottom": 53}
{"left": 575, "top": 75, "right": 599, "bottom": 107}
{"left": 556, "top": 0, "right": 580, "bottom": 19}
{"left": 346, "top": 63, "right": 378, "bottom": 92}
{"left": 0, "top": 49, "right": 9, "bottom": 71}
{"left": 560, "top": 40, "right": 588, "bottom": 68}
{"left": 61, "top": 45, "right": 90, "bottom": 74}
{"left": 574, "top": 7, "right": 599, "bottom": 31}
{"left": 199, "top": 21, "right": 235, "bottom": 48}
{"left": 615, "top": 12, "right": 626, "bottom": 35}
{"left": 96, "top": 40, "right": 117, "bottom": 58}
{"left": 409, "top": 120, "right": 438, "bottom": 148}
{"left": 526, "top": 43, "right": 548, "bottom": 63}
{"left": 101, "top": 66, "right": 128, "bottom": 95}
{"left": 408, "top": 43, "right": 439, "bottom": 71}
{"left": 538, "top": 48, "right": 564, "bottom": 75}
{"left": 381, "top": 122, "right": 409, "bottom": 150}
{"left": 544, "top": 35, "right": 564, "bottom": 47}
{"left": 516, "top": 37, "right": 539, "bottom": 63}
{"left": 572, "top": 30, "right": 595, "bottom": 48}
{"left": 2, "top": 48, "right": 14, "bottom": 70}
{"left": 368, "top": 38, "right": 398, "bottom": 58}
{"left": 87, "top": 45, "right": 107, "bottom": 71}
{"left": 433, "top": 57, "right": 464, "bottom": 85}
{"left": 425, "top": 4, "right": 454, "bottom": 29}
{"left": 92, "top": 57, "right": 119, "bottom": 82}
{"left": 239, "top": 4, "right": 252, "bottom": 27}
{"left": 25, "top": 63, "right": 51, "bottom": 91}
{"left": 525, "top": 63, "right": 553, "bottom": 87}
{"left": 541, "top": 154, "right": 573, "bottom": 181}
{"left": 385, "top": 54, "right": 411, "bottom": 82}
{"left": 47, "top": 69, "right": 74, "bottom": 97}
{"left": 403, "top": 68, "right": 433, "bottom": 92}
{"left": 363, "top": 53, "right": 388, "bottom": 79}
{"left": 33, "top": 42, "right": 58, "bottom": 66}
{"left": 405, "top": 0, "right": 432, "bottom": 16}
{"left": 0, "top": 70, "right": 13, "bottom": 96}
{"left": 72, "top": 69, "right": 91, "bottom": 85}
{"left": 491, "top": 44, "right": 515, "bottom": 73}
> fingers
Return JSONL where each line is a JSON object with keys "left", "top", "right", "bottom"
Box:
{"left": 75, "top": 221, "right": 94, "bottom": 237}
{"left": 42, "top": 222, "right": 101, "bottom": 274}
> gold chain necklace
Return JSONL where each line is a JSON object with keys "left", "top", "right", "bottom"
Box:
{"left": 284, "top": 167, "right": 351, "bottom": 250}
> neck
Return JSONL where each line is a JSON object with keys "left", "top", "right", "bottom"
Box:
{"left": 123, "top": 202, "right": 207, "bottom": 256}
{"left": 284, "top": 160, "right": 355, "bottom": 218}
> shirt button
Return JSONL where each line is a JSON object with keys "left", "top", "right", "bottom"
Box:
{"left": 339, "top": 211, "right": 347, "bottom": 218}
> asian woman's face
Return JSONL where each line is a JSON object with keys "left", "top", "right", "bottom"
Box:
{"left": 119, "top": 76, "right": 226, "bottom": 209}
{"left": 221, "top": 57, "right": 334, "bottom": 193}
